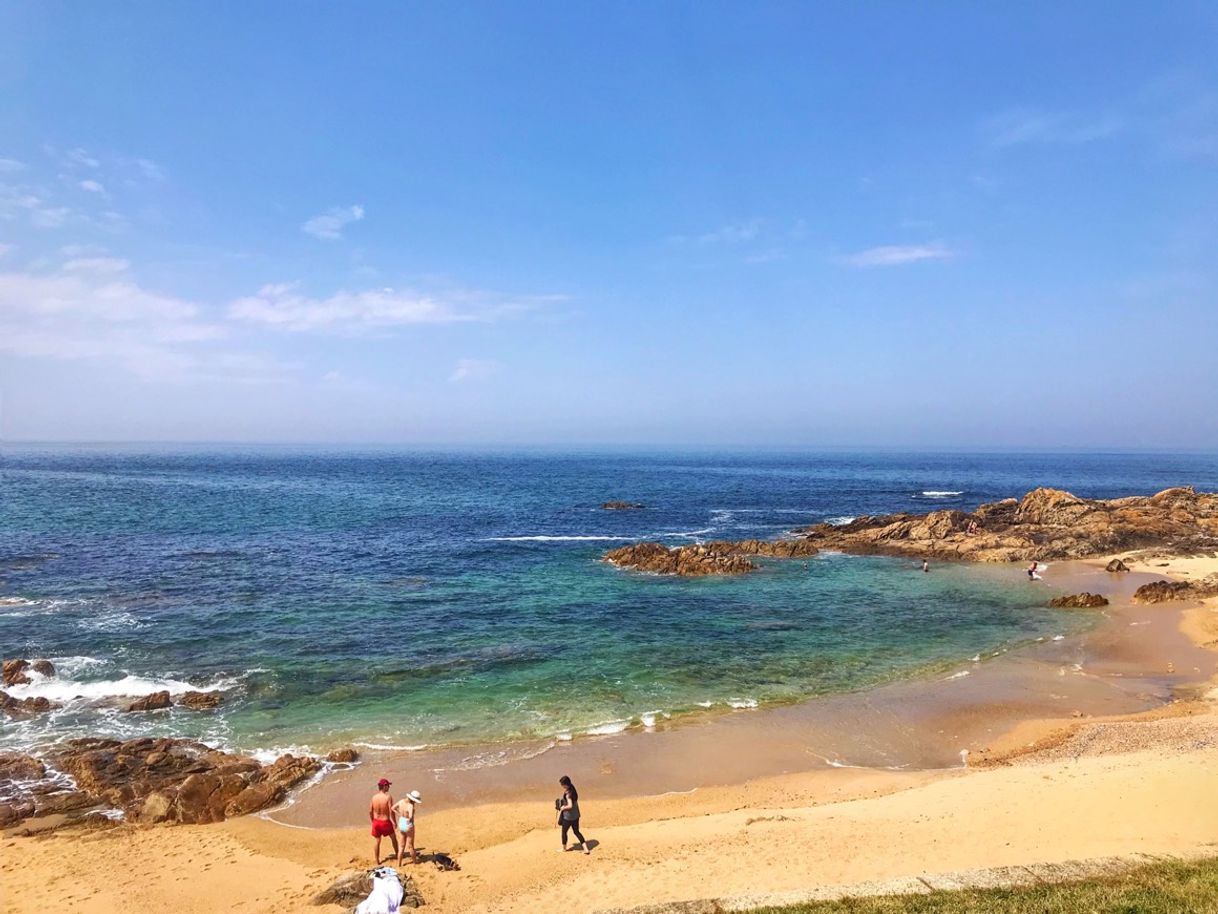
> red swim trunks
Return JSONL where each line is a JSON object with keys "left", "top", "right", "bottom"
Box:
{"left": 371, "top": 818, "right": 395, "bottom": 838}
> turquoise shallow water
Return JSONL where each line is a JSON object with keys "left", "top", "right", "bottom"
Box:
{"left": 2, "top": 447, "right": 1215, "bottom": 756}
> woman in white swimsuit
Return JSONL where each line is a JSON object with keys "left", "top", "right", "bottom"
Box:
{"left": 393, "top": 790, "right": 422, "bottom": 865}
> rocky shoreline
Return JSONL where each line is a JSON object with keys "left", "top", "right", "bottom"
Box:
{"left": 604, "top": 486, "right": 1218, "bottom": 575}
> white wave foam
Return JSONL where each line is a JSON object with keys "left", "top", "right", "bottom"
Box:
{"left": 943, "top": 670, "right": 971, "bottom": 681}
{"left": 638, "top": 710, "right": 668, "bottom": 728}
{"left": 81, "top": 610, "right": 144, "bottom": 632}
{"left": 7, "top": 672, "right": 235, "bottom": 703}
{"left": 247, "top": 745, "right": 316, "bottom": 765}
{"left": 657, "top": 528, "right": 715, "bottom": 538}
{"left": 1052, "top": 634, "right": 1065, "bottom": 641}
{"left": 353, "top": 742, "right": 431, "bottom": 752}
{"left": 825, "top": 516, "right": 856, "bottom": 526}
{"left": 487, "top": 535, "right": 634, "bottom": 542}
{"left": 583, "top": 719, "right": 631, "bottom": 736}
{"left": 921, "top": 491, "right": 963, "bottom": 497}
{"left": 727, "top": 698, "right": 758, "bottom": 709}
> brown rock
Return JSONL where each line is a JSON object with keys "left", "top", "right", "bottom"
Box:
{"left": 1048, "top": 592, "right": 1110, "bottom": 608}
{"left": 176, "top": 690, "right": 223, "bottom": 710}
{"left": 125, "top": 691, "right": 172, "bottom": 712}
{"left": 601, "top": 501, "right": 644, "bottom": 510}
{"left": 0, "top": 799, "right": 37, "bottom": 827}
{"left": 326, "top": 747, "right": 359, "bottom": 763}
{"left": 223, "top": 781, "right": 283, "bottom": 818}
{"left": 604, "top": 537, "right": 818, "bottom": 576}
{"left": 3, "top": 659, "right": 31, "bottom": 686}
{"left": 31, "top": 659, "right": 56, "bottom": 677}
{"left": 1105, "top": 558, "right": 1130, "bottom": 572}
{"left": 1, "top": 692, "right": 63, "bottom": 717}
{"left": 312, "top": 869, "right": 424, "bottom": 909}
{"left": 785, "top": 486, "right": 1218, "bottom": 564}
{"left": 40, "top": 736, "right": 324, "bottom": 828}
{"left": 1132, "top": 580, "right": 1195, "bottom": 604}
{"left": 0, "top": 753, "right": 47, "bottom": 781}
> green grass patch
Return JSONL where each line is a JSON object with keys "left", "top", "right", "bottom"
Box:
{"left": 746, "top": 857, "right": 1218, "bottom": 914}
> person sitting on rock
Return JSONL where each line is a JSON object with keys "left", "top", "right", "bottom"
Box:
{"left": 369, "top": 778, "right": 399, "bottom": 865}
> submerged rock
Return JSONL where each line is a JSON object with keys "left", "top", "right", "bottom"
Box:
{"left": 176, "top": 690, "right": 223, "bottom": 710}
{"left": 601, "top": 501, "right": 645, "bottom": 510}
{"left": 1, "top": 692, "right": 63, "bottom": 717}
{"left": 1048, "top": 593, "right": 1110, "bottom": 609}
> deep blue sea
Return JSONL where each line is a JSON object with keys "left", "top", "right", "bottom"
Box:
{"left": 3, "top": 447, "right": 1216, "bottom": 758}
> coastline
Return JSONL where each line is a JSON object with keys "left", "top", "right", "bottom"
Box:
{"left": 264, "top": 557, "right": 1214, "bottom": 827}
{"left": 5, "top": 556, "right": 1218, "bottom": 912}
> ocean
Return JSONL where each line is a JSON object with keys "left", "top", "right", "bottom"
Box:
{"left": 3, "top": 446, "right": 1216, "bottom": 759}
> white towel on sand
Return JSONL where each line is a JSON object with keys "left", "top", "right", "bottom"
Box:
{"left": 354, "top": 869, "right": 405, "bottom": 914}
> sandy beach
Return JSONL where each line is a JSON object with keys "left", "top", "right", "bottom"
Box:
{"left": 5, "top": 552, "right": 1218, "bottom": 914}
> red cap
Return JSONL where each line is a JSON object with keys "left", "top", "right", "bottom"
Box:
{"left": 378, "top": 778, "right": 391, "bottom": 788}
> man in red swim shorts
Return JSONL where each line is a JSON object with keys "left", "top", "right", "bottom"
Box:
{"left": 369, "top": 778, "right": 399, "bottom": 864}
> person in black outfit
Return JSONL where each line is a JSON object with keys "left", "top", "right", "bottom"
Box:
{"left": 556, "top": 775, "right": 590, "bottom": 854}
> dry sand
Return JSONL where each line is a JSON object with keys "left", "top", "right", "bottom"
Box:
{"left": 5, "top": 553, "right": 1218, "bottom": 914}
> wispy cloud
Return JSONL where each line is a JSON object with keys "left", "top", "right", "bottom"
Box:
{"left": 63, "top": 147, "right": 101, "bottom": 169}
{"left": 301, "top": 204, "right": 365, "bottom": 240}
{"left": 229, "top": 282, "right": 556, "bottom": 334}
{"left": 449, "top": 357, "right": 498, "bottom": 383}
{"left": 0, "top": 243, "right": 13, "bottom": 258}
{"left": 78, "top": 179, "right": 107, "bottom": 195}
{"left": 0, "top": 158, "right": 26, "bottom": 173}
{"left": 985, "top": 107, "right": 1123, "bottom": 147}
{"left": 0, "top": 260, "right": 237, "bottom": 380}
{"left": 63, "top": 256, "right": 130, "bottom": 274}
{"left": 669, "top": 219, "right": 762, "bottom": 245}
{"left": 229, "top": 283, "right": 469, "bottom": 332}
{"left": 840, "top": 241, "right": 955, "bottom": 268}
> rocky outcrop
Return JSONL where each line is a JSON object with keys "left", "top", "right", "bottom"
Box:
{"left": 1, "top": 691, "right": 63, "bottom": 717}
{"left": 312, "top": 869, "right": 424, "bottom": 908}
{"left": 3, "top": 660, "right": 32, "bottom": 686}
{"left": 325, "top": 747, "right": 359, "bottom": 763}
{"left": 2, "top": 737, "right": 324, "bottom": 830}
{"left": 1049, "top": 593, "right": 1110, "bottom": 609}
{"left": 176, "top": 690, "right": 222, "bottom": 710}
{"left": 604, "top": 538, "right": 820, "bottom": 576}
{"left": 31, "top": 660, "right": 55, "bottom": 677}
{"left": 790, "top": 487, "right": 1218, "bottom": 564}
{"left": 125, "top": 691, "right": 172, "bottom": 712}
{"left": 1105, "top": 559, "right": 1130, "bottom": 572}
{"left": 602, "top": 487, "right": 1218, "bottom": 573}
{"left": 1131, "top": 578, "right": 1218, "bottom": 604}
{"left": 602, "top": 501, "right": 645, "bottom": 510}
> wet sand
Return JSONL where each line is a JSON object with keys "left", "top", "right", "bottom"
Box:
{"left": 273, "top": 559, "right": 1214, "bottom": 827}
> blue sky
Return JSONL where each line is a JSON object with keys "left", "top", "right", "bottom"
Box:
{"left": 1, "top": 2, "right": 1216, "bottom": 447}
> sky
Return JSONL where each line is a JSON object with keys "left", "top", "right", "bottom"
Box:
{"left": 1, "top": 2, "right": 1217, "bottom": 448}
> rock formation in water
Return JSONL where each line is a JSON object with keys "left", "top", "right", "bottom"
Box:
{"left": 604, "top": 538, "right": 819, "bottom": 575}
{"left": 603, "top": 487, "right": 1218, "bottom": 575}
{"left": 1048, "top": 593, "right": 1110, "bottom": 608}
{"left": 602, "top": 501, "right": 645, "bottom": 510}
{"left": 1, "top": 692, "right": 63, "bottom": 717}
{"left": 0, "top": 737, "right": 323, "bottom": 830}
